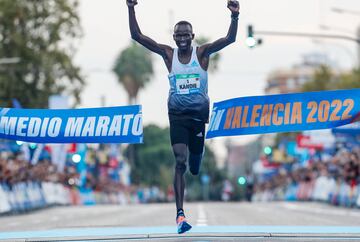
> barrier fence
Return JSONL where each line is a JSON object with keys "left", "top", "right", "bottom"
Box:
{"left": 252, "top": 177, "right": 360, "bottom": 208}
{"left": 0, "top": 182, "right": 138, "bottom": 215}
{"left": 2, "top": 179, "right": 360, "bottom": 215}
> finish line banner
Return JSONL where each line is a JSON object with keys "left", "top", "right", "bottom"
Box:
{"left": 0, "top": 105, "right": 143, "bottom": 143}
{"left": 206, "top": 89, "right": 360, "bottom": 139}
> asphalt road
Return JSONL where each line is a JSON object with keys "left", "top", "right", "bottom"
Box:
{"left": 1, "top": 201, "right": 360, "bottom": 241}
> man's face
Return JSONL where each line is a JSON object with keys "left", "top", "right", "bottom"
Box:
{"left": 173, "top": 24, "right": 194, "bottom": 51}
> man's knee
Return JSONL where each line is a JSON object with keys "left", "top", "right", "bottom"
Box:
{"left": 189, "top": 167, "right": 199, "bottom": 175}
{"left": 175, "top": 154, "right": 187, "bottom": 174}
{"left": 189, "top": 153, "right": 202, "bottom": 175}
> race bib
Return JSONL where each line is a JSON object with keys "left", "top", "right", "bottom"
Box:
{"left": 175, "top": 74, "right": 200, "bottom": 95}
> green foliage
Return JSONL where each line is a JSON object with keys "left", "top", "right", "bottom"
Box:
{"left": 112, "top": 42, "right": 153, "bottom": 104}
{"left": 131, "top": 124, "right": 173, "bottom": 191}
{"left": 113, "top": 42, "right": 154, "bottom": 165}
{"left": 337, "top": 68, "right": 360, "bottom": 89}
{"left": 195, "top": 36, "right": 220, "bottom": 73}
{"left": 186, "top": 144, "right": 227, "bottom": 201}
{"left": 130, "top": 124, "right": 225, "bottom": 200}
{"left": 302, "top": 65, "right": 360, "bottom": 92}
{"left": 0, "top": 0, "right": 84, "bottom": 108}
{"left": 301, "top": 65, "right": 335, "bottom": 92}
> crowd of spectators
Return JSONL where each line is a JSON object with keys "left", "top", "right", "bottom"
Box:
{"left": 0, "top": 152, "right": 77, "bottom": 188}
{"left": 0, "top": 142, "right": 168, "bottom": 214}
{"left": 0, "top": 143, "right": 136, "bottom": 193}
{"left": 252, "top": 146, "right": 360, "bottom": 207}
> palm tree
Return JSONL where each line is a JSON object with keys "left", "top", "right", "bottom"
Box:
{"left": 113, "top": 41, "right": 153, "bottom": 104}
{"left": 112, "top": 41, "right": 153, "bottom": 166}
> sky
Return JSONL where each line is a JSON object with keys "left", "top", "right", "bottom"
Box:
{"left": 74, "top": 0, "right": 360, "bottom": 160}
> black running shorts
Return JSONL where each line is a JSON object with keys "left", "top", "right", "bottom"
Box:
{"left": 170, "top": 119, "right": 205, "bottom": 155}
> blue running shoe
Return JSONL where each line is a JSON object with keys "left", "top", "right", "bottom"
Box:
{"left": 176, "top": 214, "right": 192, "bottom": 234}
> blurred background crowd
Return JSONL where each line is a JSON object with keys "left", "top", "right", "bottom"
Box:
{"left": 0, "top": 140, "right": 170, "bottom": 214}
{"left": 252, "top": 145, "right": 360, "bottom": 207}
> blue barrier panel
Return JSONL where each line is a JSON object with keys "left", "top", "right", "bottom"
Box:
{"left": 79, "top": 188, "right": 96, "bottom": 205}
{"left": 0, "top": 184, "right": 11, "bottom": 214}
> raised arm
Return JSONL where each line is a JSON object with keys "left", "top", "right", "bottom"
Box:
{"left": 199, "top": 0, "right": 240, "bottom": 58}
{"left": 127, "top": 0, "right": 172, "bottom": 59}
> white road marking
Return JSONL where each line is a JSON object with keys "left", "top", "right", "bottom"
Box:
{"left": 196, "top": 204, "right": 207, "bottom": 226}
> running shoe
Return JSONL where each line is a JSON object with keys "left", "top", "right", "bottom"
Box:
{"left": 176, "top": 214, "right": 192, "bottom": 234}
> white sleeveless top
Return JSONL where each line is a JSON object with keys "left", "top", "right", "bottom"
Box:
{"left": 167, "top": 47, "right": 210, "bottom": 122}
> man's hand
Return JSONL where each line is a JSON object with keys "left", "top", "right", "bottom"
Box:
{"left": 127, "top": 0, "right": 138, "bottom": 8}
{"left": 227, "top": 0, "right": 240, "bottom": 13}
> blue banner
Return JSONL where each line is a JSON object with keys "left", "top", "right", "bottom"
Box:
{"left": 0, "top": 106, "right": 143, "bottom": 143}
{"left": 206, "top": 89, "right": 360, "bottom": 139}
{"left": 332, "top": 122, "right": 360, "bottom": 135}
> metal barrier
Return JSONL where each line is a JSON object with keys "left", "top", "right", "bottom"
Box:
{"left": 0, "top": 182, "right": 134, "bottom": 215}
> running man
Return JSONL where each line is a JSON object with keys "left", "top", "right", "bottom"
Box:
{"left": 126, "top": 0, "right": 239, "bottom": 234}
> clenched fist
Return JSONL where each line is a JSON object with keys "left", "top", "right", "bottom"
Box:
{"left": 126, "top": 0, "right": 138, "bottom": 7}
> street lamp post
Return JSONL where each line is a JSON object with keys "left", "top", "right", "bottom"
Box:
{"left": 312, "top": 38, "right": 357, "bottom": 66}
{"left": 331, "top": 7, "right": 360, "bottom": 17}
{"left": 247, "top": 25, "right": 360, "bottom": 68}
{"left": 247, "top": 6, "right": 360, "bottom": 68}
{"left": 331, "top": 7, "right": 360, "bottom": 68}
{"left": 319, "top": 24, "right": 354, "bottom": 35}
{"left": 254, "top": 30, "right": 360, "bottom": 44}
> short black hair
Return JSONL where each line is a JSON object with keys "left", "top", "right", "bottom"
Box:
{"left": 174, "top": 21, "right": 193, "bottom": 31}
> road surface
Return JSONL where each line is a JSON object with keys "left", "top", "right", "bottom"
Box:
{"left": 1, "top": 202, "right": 360, "bottom": 241}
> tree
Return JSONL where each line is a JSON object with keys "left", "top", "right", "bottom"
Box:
{"left": 113, "top": 42, "right": 154, "bottom": 166}
{"left": 301, "top": 65, "right": 336, "bottom": 92}
{"left": 112, "top": 42, "right": 153, "bottom": 104}
{"left": 0, "top": 0, "right": 84, "bottom": 108}
{"left": 301, "top": 65, "right": 360, "bottom": 92}
{"left": 131, "top": 124, "right": 173, "bottom": 191}
{"left": 186, "top": 147, "right": 227, "bottom": 201}
{"left": 131, "top": 124, "right": 224, "bottom": 200}
{"left": 195, "top": 36, "right": 220, "bottom": 73}
{"left": 337, "top": 68, "right": 360, "bottom": 89}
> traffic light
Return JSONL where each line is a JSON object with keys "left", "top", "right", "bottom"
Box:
{"left": 16, "top": 141, "right": 24, "bottom": 146}
{"left": 246, "top": 25, "right": 262, "bottom": 48}
{"left": 29, "top": 143, "right": 37, "bottom": 149}
{"left": 72, "top": 153, "right": 81, "bottom": 163}
{"left": 246, "top": 25, "right": 256, "bottom": 48}
{"left": 264, "top": 146, "right": 272, "bottom": 155}
{"left": 238, "top": 176, "right": 247, "bottom": 185}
